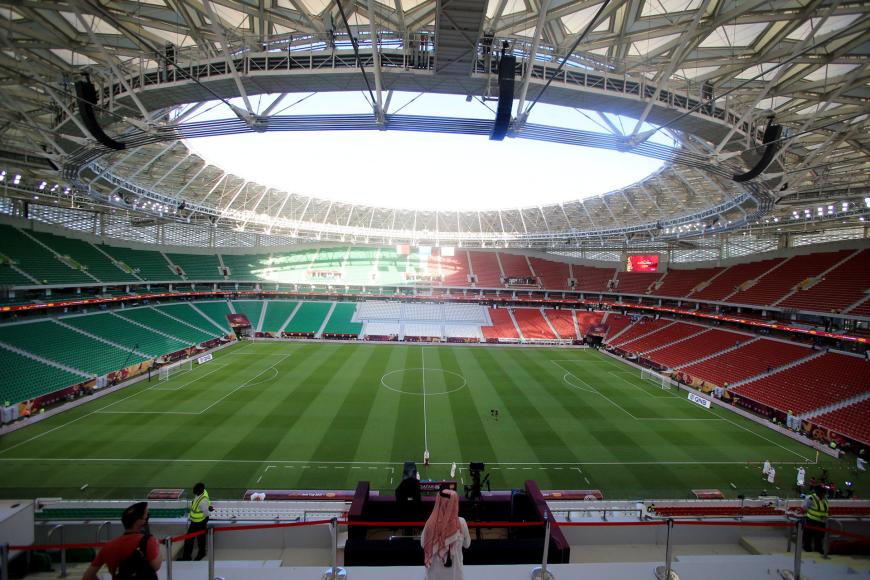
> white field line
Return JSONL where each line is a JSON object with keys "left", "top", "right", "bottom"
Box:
{"left": 607, "top": 370, "right": 671, "bottom": 399}
{"left": 0, "top": 458, "right": 817, "bottom": 466}
{"left": 151, "top": 363, "right": 231, "bottom": 391}
{"left": 422, "top": 346, "right": 429, "bottom": 454}
{"left": 551, "top": 360, "right": 637, "bottom": 420}
{"left": 197, "top": 354, "right": 291, "bottom": 415}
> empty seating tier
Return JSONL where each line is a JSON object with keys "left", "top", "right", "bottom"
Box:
{"left": 343, "top": 248, "right": 378, "bottom": 285}
{"left": 167, "top": 252, "right": 222, "bottom": 280}
{"left": 440, "top": 251, "right": 470, "bottom": 286}
{"left": 219, "top": 253, "right": 267, "bottom": 281}
{"left": 63, "top": 313, "right": 189, "bottom": 357}
{"left": 232, "top": 301, "right": 265, "bottom": 330}
{"left": 98, "top": 245, "right": 179, "bottom": 281}
{"left": 0, "top": 262, "right": 32, "bottom": 285}
{"left": 192, "top": 301, "right": 233, "bottom": 332}
{"left": 513, "top": 308, "right": 556, "bottom": 339}
{"left": 28, "top": 230, "right": 138, "bottom": 283}
{"left": 499, "top": 253, "right": 533, "bottom": 279}
{"left": 284, "top": 302, "right": 331, "bottom": 333}
{"left": 529, "top": 257, "right": 570, "bottom": 290}
{"left": 0, "top": 225, "right": 93, "bottom": 285}
{"left": 544, "top": 309, "right": 577, "bottom": 340}
{"left": 482, "top": 308, "right": 519, "bottom": 339}
{"left": 469, "top": 251, "right": 502, "bottom": 287}
{"left": 357, "top": 302, "right": 402, "bottom": 320}
{"left": 444, "top": 324, "right": 482, "bottom": 339}
{"left": 811, "top": 399, "right": 870, "bottom": 446}
{"left": 0, "top": 321, "right": 147, "bottom": 377}
{"left": 402, "top": 303, "right": 443, "bottom": 321}
{"left": 691, "top": 258, "right": 782, "bottom": 301}
{"left": 364, "top": 321, "right": 400, "bottom": 337}
{"left": 576, "top": 312, "right": 604, "bottom": 337}
{"left": 732, "top": 353, "right": 870, "bottom": 415}
{"left": 610, "top": 318, "right": 672, "bottom": 347}
{"left": 681, "top": 338, "right": 811, "bottom": 387}
{"left": 602, "top": 314, "right": 632, "bottom": 341}
{"left": 618, "top": 322, "right": 703, "bottom": 355}
{"left": 260, "top": 301, "right": 298, "bottom": 332}
{"left": 322, "top": 303, "right": 362, "bottom": 335}
{"left": 780, "top": 249, "right": 870, "bottom": 314}
{"left": 574, "top": 265, "right": 615, "bottom": 292}
{"left": 404, "top": 323, "right": 442, "bottom": 338}
{"left": 116, "top": 307, "right": 217, "bottom": 344}
{"left": 0, "top": 345, "right": 84, "bottom": 405}
{"left": 614, "top": 272, "right": 660, "bottom": 295}
{"left": 655, "top": 267, "right": 723, "bottom": 298}
{"left": 729, "top": 251, "right": 852, "bottom": 306}
{"left": 646, "top": 328, "right": 745, "bottom": 369}
{"left": 152, "top": 303, "right": 228, "bottom": 336}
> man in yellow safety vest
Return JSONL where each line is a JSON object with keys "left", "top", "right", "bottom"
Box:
{"left": 181, "top": 482, "right": 212, "bottom": 561}
{"left": 802, "top": 486, "right": 829, "bottom": 555}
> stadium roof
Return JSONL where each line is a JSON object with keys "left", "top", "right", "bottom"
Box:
{"left": 0, "top": 0, "right": 867, "bottom": 249}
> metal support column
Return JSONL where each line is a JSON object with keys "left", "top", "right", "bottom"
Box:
{"left": 322, "top": 517, "right": 346, "bottom": 579}
{"left": 530, "top": 517, "right": 553, "bottom": 579}
{"left": 164, "top": 537, "right": 173, "bottom": 580}
{"left": 794, "top": 519, "right": 804, "bottom": 579}
{"left": 1, "top": 542, "right": 9, "bottom": 580}
{"left": 207, "top": 527, "right": 215, "bottom": 580}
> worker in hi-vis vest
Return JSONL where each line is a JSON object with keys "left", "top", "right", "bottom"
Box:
{"left": 802, "top": 486, "right": 829, "bottom": 555}
{"left": 181, "top": 482, "right": 213, "bottom": 561}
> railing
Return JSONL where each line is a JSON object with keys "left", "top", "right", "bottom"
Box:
{"left": 4, "top": 517, "right": 869, "bottom": 580}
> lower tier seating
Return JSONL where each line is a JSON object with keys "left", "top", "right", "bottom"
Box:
{"left": 260, "top": 301, "right": 299, "bottom": 332}
{"left": 575, "top": 312, "right": 604, "bottom": 337}
{"left": 63, "top": 313, "right": 189, "bottom": 357}
{"left": 602, "top": 314, "right": 632, "bottom": 341}
{"left": 0, "top": 345, "right": 84, "bottom": 405}
{"left": 481, "top": 308, "right": 519, "bottom": 340}
{"left": 810, "top": 398, "right": 870, "bottom": 445}
{"left": 513, "top": 308, "right": 557, "bottom": 339}
{"left": 544, "top": 309, "right": 577, "bottom": 340}
{"left": 645, "top": 328, "right": 745, "bottom": 369}
{"left": 680, "top": 338, "right": 811, "bottom": 387}
{"left": 618, "top": 322, "right": 703, "bottom": 355}
{"left": 284, "top": 302, "right": 331, "bottom": 333}
{"left": 116, "top": 307, "right": 217, "bottom": 344}
{"left": 232, "top": 301, "right": 265, "bottom": 330}
{"left": 610, "top": 317, "right": 672, "bottom": 347}
{"left": 153, "top": 303, "right": 229, "bottom": 336}
{"left": 323, "top": 303, "right": 362, "bottom": 335}
{"left": 192, "top": 301, "right": 233, "bottom": 332}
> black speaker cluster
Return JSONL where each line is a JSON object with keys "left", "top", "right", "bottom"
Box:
{"left": 74, "top": 79, "right": 126, "bottom": 150}
{"left": 732, "top": 122, "right": 781, "bottom": 183}
{"left": 490, "top": 55, "right": 516, "bottom": 141}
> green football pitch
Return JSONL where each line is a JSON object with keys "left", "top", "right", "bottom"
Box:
{"left": 0, "top": 341, "right": 863, "bottom": 500}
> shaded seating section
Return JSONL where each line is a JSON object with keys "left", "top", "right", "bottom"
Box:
{"left": 0, "top": 225, "right": 92, "bottom": 285}
{"left": 529, "top": 257, "right": 570, "bottom": 290}
{"left": 481, "top": 308, "right": 519, "bottom": 339}
{"left": 0, "top": 260, "right": 32, "bottom": 285}
{"left": 732, "top": 352, "right": 870, "bottom": 415}
{"left": 219, "top": 253, "right": 266, "bottom": 281}
{"left": 284, "top": 302, "right": 331, "bottom": 333}
{"left": 232, "top": 300, "right": 265, "bottom": 330}
{"left": 322, "top": 303, "right": 362, "bottom": 335}
{"left": 780, "top": 249, "right": 870, "bottom": 314}
{"left": 654, "top": 267, "right": 723, "bottom": 298}
{"left": 0, "top": 345, "right": 84, "bottom": 405}
{"left": 575, "top": 312, "right": 604, "bottom": 337}
{"left": 439, "top": 250, "right": 470, "bottom": 286}
{"left": 193, "top": 301, "right": 233, "bottom": 332}
{"left": 116, "top": 307, "right": 217, "bottom": 344}
{"left": 602, "top": 314, "right": 632, "bottom": 341}
{"left": 0, "top": 321, "right": 146, "bottom": 376}
{"left": 850, "top": 298, "right": 870, "bottom": 317}
{"left": 404, "top": 323, "right": 442, "bottom": 338}
{"left": 62, "top": 313, "right": 189, "bottom": 357}
{"left": 167, "top": 252, "right": 222, "bottom": 280}
{"left": 444, "top": 324, "right": 482, "bottom": 340}
{"left": 469, "top": 251, "right": 502, "bottom": 287}
{"left": 152, "top": 303, "right": 228, "bottom": 336}
{"left": 691, "top": 258, "right": 782, "bottom": 301}
{"left": 260, "top": 301, "right": 298, "bottom": 332}
{"left": 681, "top": 339, "right": 811, "bottom": 387}
{"left": 645, "top": 328, "right": 746, "bottom": 369}
{"left": 499, "top": 253, "right": 534, "bottom": 280}
{"left": 28, "top": 230, "right": 138, "bottom": 283}
{"left": 574, "top": 265, "right": 615, "bottom": 292}
{"left": 617, "top": 322, "right": 703, "bottom": 355}
{"left": 811, "top": 399, "right": 870, "bottom": 445}
{"left": 343, "top": 248, "right": 378, "bottom": 285}
{"left": 614, "top": 271, "right": 660, "bottom": 294}
{"left": 513, "top": 308, "right": 556, "bottom": 339}
{"left": 99, "top": 245, "right": 179, "bottom": 281}
{"left": 609, "top": 317, "right": 671, "bottom": 347}
{"left": 544, "top": 309, "right": 577, "bottom": 339}
{"left": 728, "top": 250, "right": 852, "bottom": 306}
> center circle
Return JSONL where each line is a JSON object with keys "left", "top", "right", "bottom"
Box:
{"left": 380, "top": 368, "right": 467, "bottom": 396}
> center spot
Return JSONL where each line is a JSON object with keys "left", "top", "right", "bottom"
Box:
{"left": 380, "top": 368, "right": 467, "bottom": 395}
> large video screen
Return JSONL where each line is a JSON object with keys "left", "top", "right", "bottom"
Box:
{"left": 626, "top": 255, "right": 659, "bottom": 273}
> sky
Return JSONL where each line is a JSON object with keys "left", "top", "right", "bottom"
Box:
{"left": 182, "top": 92, "right": 671, "bottom": 211}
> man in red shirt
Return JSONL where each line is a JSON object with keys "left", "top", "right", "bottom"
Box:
{"left": 82, "top": 501, "right": 161, "bottom": 579}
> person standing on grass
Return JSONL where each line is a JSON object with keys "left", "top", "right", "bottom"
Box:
{"left": 181, "top": 482, "right": 213, "bottom": 561}
{"left": 762, "top": 459, "right": 771, "bottom": 478}
{"left": 422, "top": 489, "right": 471, "bottom": 580}
{"left": 82, "top": 501, "right": 161, "bottom": 580}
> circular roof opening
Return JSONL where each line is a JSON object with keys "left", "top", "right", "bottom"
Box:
{"left": 182, "top": 92, "right": 671, "bottom": 211}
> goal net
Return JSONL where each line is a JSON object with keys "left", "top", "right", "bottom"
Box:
{"left": 158, "top": 360, "right": 192, "bottom": 381}
{"left": 641, "top": 368, "right": 670, "bottom": 390}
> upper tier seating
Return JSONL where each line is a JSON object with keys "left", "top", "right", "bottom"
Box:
{"left": 499, "top": 253, "right": 534, "bottom": 280}
{"left": 152, "top": 303, "right": 228, "bottom": 336}
{"left": 219, "top": 254, "right": 266, "bottom": 281}
{"left": 654, "top": 267, "right": 724, "bottom": 298}
{"left": 374, "top": 248, "right": 410, "bottom": 285}
{"left": 357, "top": 302, "right": 402, "bottom": 320}
{"left": 192, "top": 301, "right": 232, "bottom": 332}
{"left": 810, "top": 398, "right": 870, "bottom": 445}
{"left": 232, "top": 301, "right": 265, "bottom": 330}
{"left": 167, "top": 252, "right": 223, "bottom": 280}
{"left": 482, "top": 308, "right": 519, "bottom": 339}
{"left": 364, "top": 321, "right": 400, "bottom": 336}
{"left": 575, "top": 312, "right": 604, "bottom": 336}
{"left": 850, "top": 298, "right": 870, "bottom": 317}
{"left": 98, "top": 245, "right": 180, "bottom": 281}
{"left": 0, "top": 260, "right": 32, "bottom": 285}
{"left": 28, "top": 231, "right": 138, "bottom": 283}
{"left": 691, "top": 258, "right": 782, "bottom": 301}
{"left": 610, "top": 317, "right": 672, "bottom": 347}
{"left": 404, "top": 323, "right": 442, "bottom": 338}
{"left": 343, "top": 248, "right": 378, "bottom": 285}
{"left": 323, "top": 303, "right": 362, "bottom": 335}
{"left": 732, "top": 353, "right": 870, "bottom": 415}
{"left": 728, "top": 250, "right": 852, "bottom": 307}
{"left": 617, "top": 322, "right": 704, "bottom": 355}
{"left": 0, "top": 225, "right": 93, "bottom": 285}
{"left": 544, "top": 309, "right": 577, "bottom": 340}
{"left": 681, "top": 338, "right": 811, "bottom": 387}
{"left": 62, "top": 313, "right": 188, "bottom": 357}
{"left": 513, "top": 308, "right": 557, "bottom": 339}
{"left": 614, "top": 272, "right": 660, "bottom": 295}
{"left": 269, "top": 249, "right": 318, "bottom": 282}
{"left": 0, "top": 345, "right": 84, "bottom": 405}
{"left": 529, "top": 258, "right": 570, "bottom": 290}
{"left": 574, "top": 265, "right": 615, "bottom": 292}
{"left": 444, "top": 324, "right": 482, "bottom": 339}
{"left": 602, "top": 314, "right": 632, "bottom": 341}
{"left": 469, "top": 251, "right": 502, "bottom": 287}
{"left": 733, "top": 352, "right": 870, "bottom": 414}
{"left": 440, "top": 251, "right": 471, "bottom": 286}
{"left": 284, "top": 302, "right": 331, "bottom": 333}
{"left": 779, "top": 249, "right": 870, "bottom": 314}
{"left": 646, "top": 328, "right": 746, "bottom": 369}
{"left": 260, "top": 301, "right": 299, "bottom": 332}
{"left": 0, "top": 320, "right": 147, "bottom": 376}
{"left": 116, "top": 307, "right": 217, "bottom": 344}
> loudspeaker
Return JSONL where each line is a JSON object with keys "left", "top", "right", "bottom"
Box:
{"left": 490, "top": 55, "right": 516, "bottom": 141}
{"left": 74, "top": 80, "right": 126, "bottom": 151}
{"left": 732, "top": 122, "right": 781, "bottom": 183}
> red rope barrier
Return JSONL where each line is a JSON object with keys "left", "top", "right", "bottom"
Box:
{"left": 341, "top": 520, "right": 545, "bottom": 528}
{"left": 674, "top": 520, "right": 793, "bottom": 528}
{"left": 805, "top": 524, "right": 870, "bottom": 542}
{"left": 9, "top": 542, "right": 105, "bottom": 551}
{"left": 170, "top": 530, "right": 206, "bottom": 543}
{"left": 558, "top": 521, "right": 666, "bottom": 527}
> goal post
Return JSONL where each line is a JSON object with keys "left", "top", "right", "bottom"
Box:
{"left": 641, "top": 368, "right": 670, "bottom": 390}
{"left": 158, "top": 359, "right": 192, "bottom": 381}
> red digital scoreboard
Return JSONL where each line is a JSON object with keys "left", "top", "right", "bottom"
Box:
{"left": 626, "top": 255, "right": 659, "bottom": 273}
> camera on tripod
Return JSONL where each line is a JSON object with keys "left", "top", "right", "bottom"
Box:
{"left": 465, "top": 461, "right": 490, "bottom": 501}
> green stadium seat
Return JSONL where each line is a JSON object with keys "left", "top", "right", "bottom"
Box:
{"left": 97, "top": 245, "right": 180, "bottom": 281}
{"left": 115, "top": 307, "right": 218, "bottom": 344}
{"left": 62, "top": 312, "right": 188, "bottom": 357}
{"left": 28, "top": 230, "right": 138, "bottom": 283}
{"left": 322, "top": 303, "right": 362, "bottom": 335}
{"left": 192, "top": 301, "right": 233, "bottom": 332}
{"left": 260, "top": 301, "right": 298, "bottom": 332}
{"left": 0, "top": 345, "right": 84, "bottom": 404}
{"left": 284, "top": 302, "right": 331, "bottom": 333}
{"left": 231, "top": 301, "right": 265, "bottom": 331}
{"left": 0, "top": 225, "right": 93, "bottom": 285}
{"left": 167, "top": 252, "right": 223, "bottom": 280}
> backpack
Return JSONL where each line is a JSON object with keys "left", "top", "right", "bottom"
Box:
{"left": 116, "top": 534, "right": 157, "bottom": 580}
